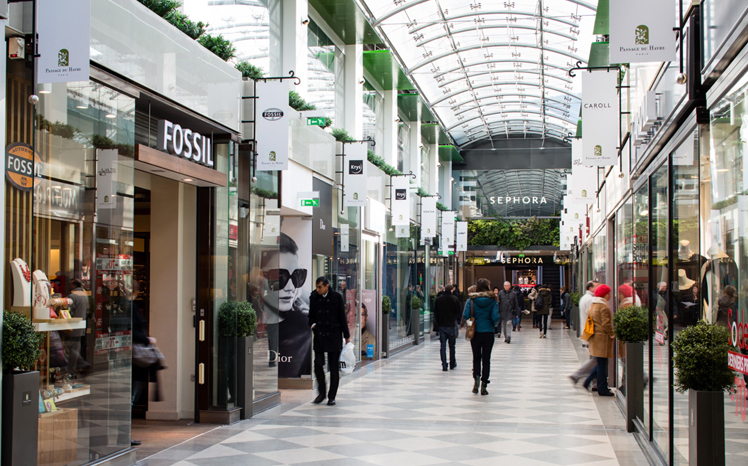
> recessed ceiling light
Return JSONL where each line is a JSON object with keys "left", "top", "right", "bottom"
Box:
{"left": 183, "top": 178, "right": 193, "bottom": 182}
{"left": 105, "top": 113, "right": 116, "bottom": 119}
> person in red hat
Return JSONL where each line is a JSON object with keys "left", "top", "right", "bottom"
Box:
{"left": 582, "top": 284, "right": 615, "bottom": 396}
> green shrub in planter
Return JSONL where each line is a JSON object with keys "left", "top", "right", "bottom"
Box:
{"left": 672, "top": 321, "right": 735, "bottom": 393}
{"left": 613, "top": 305, "right": 649, "bottom": 342}
{"left": 410, "top": 296, "right": 422, "bottom": 310}
{"left": 2, "top": 310, "right": 42, "bottom": 371}
{"left": 236, "top": 61, "right": 265, "bottom": 80}
{"left": 218, "top": 301, "right": 258, "bottom": 338}
{"left": 570, "top": 291, "right": 580, "bottom": 307}
{"left": 382, "top": 296, "right": 391, "bottom": 314}
{"left": 198, "top": 33, "right": 236, "bottom": 61}
{"left": 331, "top": 127, "right": 354, "bottom": 143}
{"left": 289, "top": 91, "right": 316, "bottom": 111}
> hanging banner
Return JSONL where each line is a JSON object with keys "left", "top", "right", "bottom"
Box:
{"left": 97, "top": 149, "right": 118, "bottom": 210}
{"left": 421, "top": 197, "right": 437, "bottom": 239}
{"left": 582, "top": 71, "right": 619, "bottom": 166}
{"left": 456, "top": 221, "right": 468, "bottom": 252}
{"left": 609, "top": 0, "right": 677, "bottom": 64}
{"left": 391, "top": 176, "right": 410, "bottom": 225}
{"left": 262, "top": 212, "right": 280, "bottom": 245}
{"left": 395, "top": 224, "right": 409, "bottom": 238}
{"left": 562, "top": 201, "right": 586, "bottom": 228}
{"left": 340, "top": 223, "right": 350, "bottom": 252}
{"left": 569, "top": 140, "right": 597, "bottom": 204}
{"left": 38, "top": 0, "right": 90, "bottom": 84}
{"left": 256, "top": 81, "right": 290, "bottom": 171}
{"left": 344, "top": 143, "right": 367, "bottom": 207}
{"left": 440, "top": 212, "right": 455, "bottom": 255}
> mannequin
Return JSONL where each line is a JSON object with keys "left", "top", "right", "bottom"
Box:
{"left": 10, "top": 258, "right": 32, "bottom": 307}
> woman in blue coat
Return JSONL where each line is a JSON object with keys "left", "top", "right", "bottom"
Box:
{"left": 463, "top": 278, "right": 500, "bottom": 395}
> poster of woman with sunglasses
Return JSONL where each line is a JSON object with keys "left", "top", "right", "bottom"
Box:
{"left": 261, "top": 227, "right": 313, "bottom": 379}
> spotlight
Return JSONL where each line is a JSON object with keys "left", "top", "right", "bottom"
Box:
{"left": 676, "top": 73, "right": 688, "bottom": 85}
{"left": 28, "top": 94, "right": 39, "bottom": 105}
{"left": 251, "top": 176, "right": 258, "bottom": 183}
{"left": 301, "top": 18, "right": 310, "bottom": 25}
{"left": 359, "top": 79, "right": 365, "bottom": 85}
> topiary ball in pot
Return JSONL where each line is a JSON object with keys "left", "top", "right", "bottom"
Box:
{"left": 218, "top": 301, "right": 258, "bottom": 337}
{"left": 2, "top": 310, "right": 42, "bottom": 372}
{"left": 410, "top": 296, "right": 422, "bottom": 310}
{"left": 672, "top": 320, "right": 735, "bottom": 393}
{"left": 382, "top": 295, "right": 391, "bottom": 314}
{"left": 613, "top": 305, "right": 649, "bottom": 342}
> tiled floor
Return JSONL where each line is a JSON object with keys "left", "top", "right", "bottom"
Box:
{"left": 136, "top": 325, "right": 650, "bottom": 466}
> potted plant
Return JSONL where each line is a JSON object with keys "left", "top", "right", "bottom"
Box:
{"left": 381, "top": 296, "right": 391, "bottom": 357}
{"left": 612, "top": 305, "right": 648, "bottom": 432}
{"left": 569, "top": 291, "right": 580, "bottom": 330}
{"left": 2, "top": 310, "right": 42, "bottom": 466}
{"left": 672, "top": 321, "right": 734, "bottom": 466}
{"left": 217, "top": 301, "right": 258, "bottom": 419}
{"left": 411, "top": 296, "right": 424, "bottom": 337}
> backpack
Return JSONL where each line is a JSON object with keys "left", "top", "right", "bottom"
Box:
{"left": 534, "top": 293, "right": 545, "bottom": 311}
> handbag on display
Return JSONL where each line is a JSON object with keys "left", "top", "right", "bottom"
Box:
{"left": 581, "top": 316, "right": 595, "bottom": 341}
{"left": 464, "top": 300, "right": 476, "bottom": 341}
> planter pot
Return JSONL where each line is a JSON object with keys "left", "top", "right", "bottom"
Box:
{"left": 2, "top": 370, "right": 40, "bottom": 466}
{"left": 624, "top": 341, "right": 644, "bottom": 432}
{"left": 381, "top": 315, "right": 389, "bottom": 358}
{"left": 416, "top": 308, "right": 424, "bottom": 337}
{"left": 237, "top": 336, "right": 255, "bottom": 420}
{"left": 689, "top": 390, "right": 725, "bottom": 466}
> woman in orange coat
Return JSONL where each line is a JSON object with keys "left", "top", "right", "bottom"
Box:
{"left": 582, "top": 284, "right": 615, "bottom": 396}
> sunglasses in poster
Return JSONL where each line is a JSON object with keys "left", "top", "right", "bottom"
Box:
{"left": 264, "top": 268, "right": 308, "bottom": 291}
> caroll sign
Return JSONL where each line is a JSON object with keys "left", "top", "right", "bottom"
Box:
{"left": 157, "top": 120, "right": 214, "bottom": 168}
{"left": 6, "top": 143, "right": 42, "bottom": 191}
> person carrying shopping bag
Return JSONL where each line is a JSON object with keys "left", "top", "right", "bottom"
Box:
{"left": 582, "top": 284, "right": 615, "bottom": 396}
{"left": 463, "top": 279, "right": 499, "bottom": 395}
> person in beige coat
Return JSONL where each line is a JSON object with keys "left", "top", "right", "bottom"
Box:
{"left": 582, "top": 284, "right": 614, "bottom": 396}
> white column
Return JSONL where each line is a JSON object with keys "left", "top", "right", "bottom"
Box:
{"left": 267, "top": 0, "right": 283, "bottom": 76}
{"left": 409, "top": 119, "right": 421, "bottom": 187}
{"left": 383, "top": 90, "right": 398, "bottom": 166}
{"left": 429, "top": 141, "right": 439, "bottom": 196}
{"left": 344, "top": 44, "right": 363, "bottom": 138}
{"left": 281, "top": 0, "right": 308, "bottom": 96}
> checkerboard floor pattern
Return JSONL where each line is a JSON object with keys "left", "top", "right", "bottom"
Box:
{"left": 137, "top": 326, "right": 651, "bottom": 466}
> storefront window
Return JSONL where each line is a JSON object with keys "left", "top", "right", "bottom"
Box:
{"left": 615, "top": 198, "right": 634, "bottom": 397}
{"left": 592, "top": 225, "right": 606, "bottom": 284}
{"left": 362, "top": 84, "right": 384, "bottom": 157}
{"left": 633, "top": 183, "right": 650, "bottom": 431}
{"left": 708, "top": 78, "right": 748, "bottom": 465}
{"left": 4, "top": 78, "right": 136, "bottom": 464}
{"left": 385, "top": 222, "right": 416, "bottom": 350}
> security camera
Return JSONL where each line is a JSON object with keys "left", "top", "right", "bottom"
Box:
{"left": 28, "top": 94, "right": 39, "bottom": 105}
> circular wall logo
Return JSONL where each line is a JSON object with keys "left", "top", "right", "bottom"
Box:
{"left": 6, "top": 143, "right": 41, "bottom": 191}
{"left": 262, "top": 108, "right": 284, "bottom": 121}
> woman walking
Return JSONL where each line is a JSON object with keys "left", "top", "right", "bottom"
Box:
{"left": 583, "top": 284, "right": 615, "bottom": 396}
{"left": 463, "top": 279, "right": 499, "bottom": 395}
{"left": 528, "top": 286, "right": 538, "bottom": 328}
{"left": 537, "top": 284, "right": 552, "bottom": 338}
{"left": 561, "top": 286, "right": 572, "bottom": 329}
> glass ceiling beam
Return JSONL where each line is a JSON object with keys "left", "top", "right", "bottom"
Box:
{"left": 407, "top": 9, "right": 579, "bottom": 35}
{"left": 430, "top": 81, "right": 580, "bottom": 106}
{"left": 427, "top": 59, "right": 574, "bottom": 80}
{"left": 446, "top": 111, "right": 574, "bottom": 132}
{"left": 416, "top": 23, "right": 578, "bottom": 48}
{"left": 451, "top": 100, "right": 574, "bottom": 120}
{"left": 437, "top": 69, "right": 573, "bottom": 89}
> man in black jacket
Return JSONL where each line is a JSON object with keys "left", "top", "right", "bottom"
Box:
{"left": 308, "top": 276, "right": 350, "bottom": 406}
{"left": 434, "top": 284, "right": 461, "bottom": 371}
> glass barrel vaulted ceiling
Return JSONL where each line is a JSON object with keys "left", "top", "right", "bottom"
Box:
{"left": 355, "top": 0, "right": 599, "bottom": 147}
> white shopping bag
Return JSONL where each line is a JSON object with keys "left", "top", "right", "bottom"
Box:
{"left": 339, "top": 342, "right": 355, "bottom": 376}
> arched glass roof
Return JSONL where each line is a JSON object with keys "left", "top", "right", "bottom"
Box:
{"left": 356, "top": 0, "right": 598, "bottom": 147}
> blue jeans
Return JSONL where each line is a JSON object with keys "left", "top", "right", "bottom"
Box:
{"left": 439, "top": 326, "right": 457, "bottom": 369}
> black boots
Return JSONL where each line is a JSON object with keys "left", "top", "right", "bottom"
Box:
{"left": 312, "top": 393, "right": 326, "bottom": 404}
{"left": 481, "top": 380, "right": 489, "bottom": 395}
{"left": 472, "top": 376, "right": 480, "bottom": 394}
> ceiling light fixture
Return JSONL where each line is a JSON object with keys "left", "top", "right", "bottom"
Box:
{"left": 183, "top": 178, "right": 193, "bottom": 182}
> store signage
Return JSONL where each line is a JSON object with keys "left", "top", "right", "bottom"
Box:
{"left": 340, "top": 223, "right": 350, "bottom": 252}
{"left": 344, "top": 144, "right": 368, "bottom": 207}
{"left": 569, "top": 140, "right": 597, "bottom": 204}
{"left": 97, "top": 149, "right": 118, "bottom": 209}
{"left": 441, "top": 212, "right": 455, "bottom": 254}
{"left": 456, "top": 221, "right": 468, "bottom": 252}
{"left": 37, "top": 0, "right": 90, "bottom": 84}
{"left": 391, "top": 176, "right": 410, "bottom": 225}
{"left": 307, "top": 117, "right": 325, "bottom": 126}
{"left": 497, "top": 256, "right": 544, "bottom": 265}
{"left": 157, "top": 120, "right": 214, "bottom": 168}
{"left": 34, "top": 179, "right": 83, "bottom": 221}
{"left": 256, "top": 81, "right": 290, "bottom": 171}
{"left": 96, "top": 255, "right": 133, "bottom": 272}
{"left": 6, "top": 143, "right": 42, "bottom": 191}
{"left": 421, "top": 197, "right": 437, "bottom": 239}
{"left": 582, "top": 71, "right": 619, "bottom": 166}
{"left": 488, "top": 196, "right": 547, "bottom": 205}
{"left": 94, "top": 331, "right": 132, "bottom": 356}
{"left": 395, "top": 224, "right": 409, "bottom": 238}
{"left": 609, "top": 0, "right": 676, "bottom": 64}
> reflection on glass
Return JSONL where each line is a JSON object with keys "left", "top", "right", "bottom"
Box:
{"left": 615, "top": 198, "right": 635, "bottom": 397}
{"left": 634, "top": 184, "right": 650, "bottom": 432}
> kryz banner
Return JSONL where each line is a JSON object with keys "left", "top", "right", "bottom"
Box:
{"left": 456, "top": 221, "right": 468, "bottom": 252}
{"left": 420, "top": 197, "right": 437, "bottom": 240}
{"left": 609, "top": 0, "right": 677, "bottom": 64}
{"left": 391, "top": 176, "right": 410, "bottom": 225}
{"left": 569, "top": 140, "right": 597, "bottom": 204}
{"left": 582, "top": 70, "right": 619, "bottom": 166}
{"left": 256, "top": 81, "right": 290, "bottom": 171}
{"left": 38, "top": 0, "right": 90, "bottom": 84}
{"left": 344, "top": 144, "right": 368, "bottom": 207}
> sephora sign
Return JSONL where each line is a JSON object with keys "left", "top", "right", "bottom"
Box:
{"left": 157, "top": 120, "right": 214, "bottom": 168}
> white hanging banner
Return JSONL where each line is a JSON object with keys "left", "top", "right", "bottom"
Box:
{"left": 391, "top": 176, "right": 410, "bottom": 225}
{"left": 609, "top": 0, "right": 677, "bottom": 64}
{"left": 38, "top": 0, "right": 90, "bottom": 84}
{"left": 256, "top": 81, "right": 290, "bottom": 171}
{"left": 344, "top": 143, "right": 368, "bottom": 207}
{"left": 262, "top": 213, "right": 280, "bottom": 245}
{"left": 395, "top": 224, "right": 409, "bottom": 238}
{"left": 340, "top": 223, "right": 350, "bottom": 252}
{"left": 421, "top": 197, "right": 437, "bottom": 239}
{"left": 569, "top": 140, "right": 597, "bottom": 204}
{"left": 456, "top": 221, "right": 468, "bottom": 252}
{"left": 562, "top": 201, "right": 586, "bottom": 228}
{"left": 440, "top": 212, "right": 456, "bottom": 254}
{"left": 582, "top": 71, "right": 619, "bottom": 166}
{"left": 97, "top": 149, "right": 118, "bottom": 210}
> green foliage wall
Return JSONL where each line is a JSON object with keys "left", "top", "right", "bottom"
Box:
{"left": 468, "top": 218, "right": 560, "bottom": 250}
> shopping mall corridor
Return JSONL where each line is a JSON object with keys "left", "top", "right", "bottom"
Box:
{"left": 136, "top": 326, "right": 649, "bottom": 466}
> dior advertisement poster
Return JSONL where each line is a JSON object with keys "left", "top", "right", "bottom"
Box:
{"left": 391, "top": 176, "right": 410, "bottom": 225}
{"left": 344, "top": 144, "right": 368, "bottom": 207}
{"left": 276, "top": 217, "right": 313, "bottom": 378}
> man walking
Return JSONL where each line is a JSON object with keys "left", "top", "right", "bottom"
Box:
{"left": 309, "top": 277, "right": 350, "bottom": 406}
{"left": 497, "top": 281, "right": 520, "bottom": 343}
{"left": 570, "top": 280, "right": 599, "bottom": 384}
{"left": 434, "top": 284, "right": 461, "bottom": 371}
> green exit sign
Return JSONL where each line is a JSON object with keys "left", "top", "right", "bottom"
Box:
{"left": 307, "top": 117, "right": 325, "bottom": 126}
{"left": 300, "top": 199, "right": 319, "bottom": 207}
